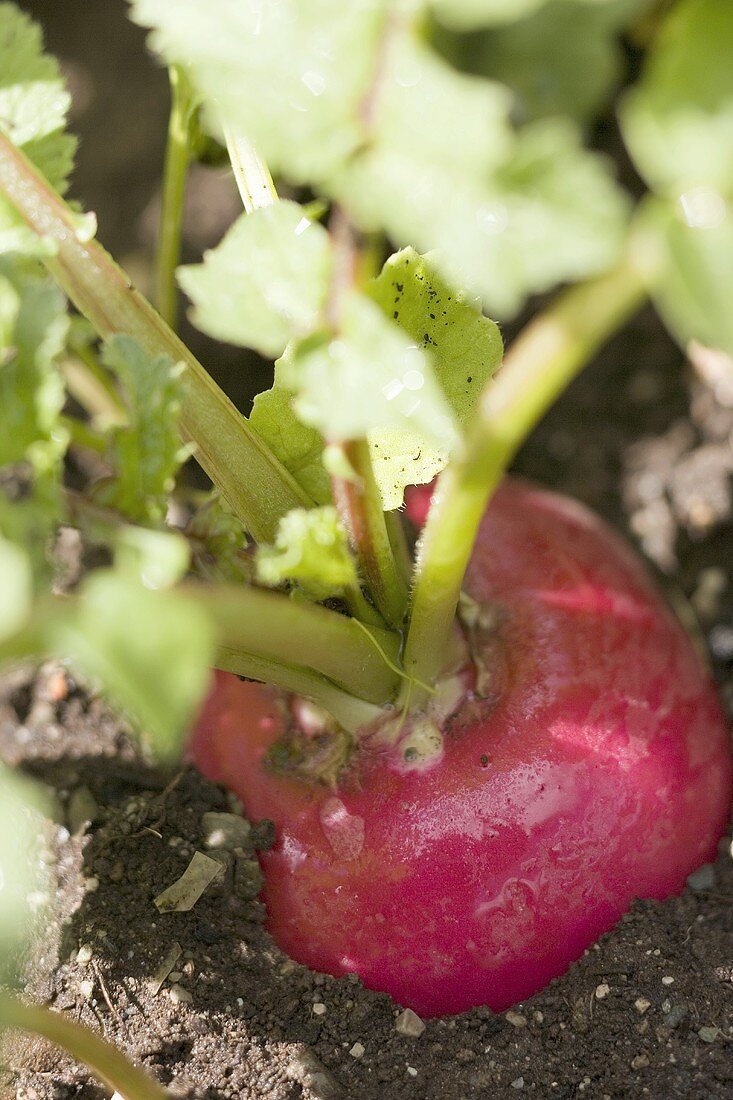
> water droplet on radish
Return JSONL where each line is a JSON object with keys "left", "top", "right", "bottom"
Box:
{"left": 319, "top": 797, "right": 365, "bottom": 861}
{"left": 281, "top": 834, "right": 307, "bottom": 871}
{"left": 470, "top": 878, "right": 539, "bottom": 964}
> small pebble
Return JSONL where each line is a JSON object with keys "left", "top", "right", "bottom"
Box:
{"left": 109, "top": 861, "right": 125, "bottom": 882}
{"left": 168, "top": 971, "right": 182, "bottom": 983}
{"left": 312, "top": 1003, "right": 327, "bottom": 1016}
{"left": 285, "top": 1049, "right": 340, "bottom": 1099}
{"left": 595, "top": 983, "right": 610, "bottom": 1000}
{"left": 664, "top": 1004, "right": 687, "bottom": 1029}
{"left": 510, "top": 1077, "right": 524, "bottom": 1090}
{"left": 505, "top": 1010, "right": 527, "bottom": 1028}
{"left": 83, "top": 876, "right": 99, "bottom": 893}
{"left": 698, "top": 1026, "right": 719, "bottom": 1043}
{"left": 686, "top": 863, "right": 716, "bottom": 893}
{"left": 76, "top": 944, "right": 93, "bottom": 966}
{"left": 234, "top": 854, "right": 264, "bottom": 900}
{"left": 661, "top": 976, "right": 674, "bottom": 986}
{"left": 79, "top": 980, "right": 94, "bottom": 999}
{"left": 47, "top": 667, "right": 69, "bottom": 701}
{"left": 169, "top": 984, "right": 192, "bottom": 1005}
{"left": 631, "top": 1054, "right": 649, "bottom": 1070}
{"left": 201, "top": 811, "right": 252, "bottom": 851}
{"left": 709, "top": 624, "right": 733, "bottom": 662}
{"left": 349, "top": 1042, "right": 365, "bottom": 1059}
{"left": 634, "top": 998, "right": 651, "bottom": 1015}
{"left": 395, "top": 1008, "right": 426, "bottom": 1038}
{"left": 406, "top": 1065, "right": 417, "bottom": 1077}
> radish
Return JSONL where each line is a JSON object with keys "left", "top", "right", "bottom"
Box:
{"left": 191, "top": 478, "right": 732, "bottom": 1017}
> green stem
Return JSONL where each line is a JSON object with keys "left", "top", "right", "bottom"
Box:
{"left": 183, "top": 582, "right": 401, "bottom": 704}
{"left": 342, "top": 582, "right": 386, "bottom": 629}
{"left": 331, "top": 440, "right": 409, "bottom": 630}
{"left": 62, "top": 345, "right": 126, "bottom": 428}
{"left": 60, "top": 414, "right": 108, "bottom": 454}
{"left": 0, "top": 132, "right": 310, "bottom": 542}
{"left": 322, "top": 207, "right": 407, "bottom": 628}
{"left": 402, "top": 258, "right": 647, "bottom": 702}
{"left": 0, "top": 994, "right": 169, "bottom": 1100}
{"left": 384, "top": 508, "right": 413, "bottom": 586}
{"left": 210, "top": 160, "right": 383, "bottom": 632}
{"left": 156, "top": 66, "right": 195, "bottom": 329}
{"left": 215, "top": 647, "right": 384, "bottom": 733}
{"left": 224, "top": 127, "right": 278, "bottom": 212}
{"left": 0, "top": 581, "right": 400, "bottom": 713}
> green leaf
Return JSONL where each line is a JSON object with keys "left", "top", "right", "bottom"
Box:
{"left": 430, "top": 0, "right": 635, "bottom": 29}
{"left": 431, "top": 0, "right": 550, "bottom": 29}
{"left": 252, "top": 250, "right": 504, "bottom": 511}
{"left": 249, "top": 370, "right": 332, "bottom": 507}
{"left": 0, "top": 763, "right": 51, "bottom": 984}
{"left": 0, "top": 536, "right": 31, "bottom": 642}
{"left": 639, "top": 197, "right": 733, "bottom": 357}
{"left": 620, "top": 0, "right": 733, "bottom": 197}
{"left": 96, "top": 335, "right": 186, "bottom": 525}
{"left": 0, "top": 256, "right": 68, "bottom": 573}
{"left": 186, "top": 492, "right": 252, "bottom": 584}
{"left": 0, "top": 3, "right": 75, "bottom": 188}
{"left": 130, "top": 0, "right": 386, "bottom": 183}
{"left": 0, "top": 3, "right": 76, "bottom": 244}
{"left": 257, "top": 505, "right": 357, "bottom": 600}
{"left": 337, "top": 33, "right": 628, "bottom": 316}
{"left": 0, "top": 223, "right": 56, "bottom": 258}
{"left": 484, "top": 119, "right": 629, "bottom": 316}
{"left": 282, "top": 294, "right": 459, "bottom": 454}
{"left": 0, "top": 262, "right": 68, "bottom": 466}
{"left": 115, "top": 526, "right": 191, "bottom": 590}
{"left": 51, "top": 571, "right": 215, "bottom": 762}
{"left": 178, "top": 201, "right": 332, "bottom": 357}
{"left": 468, "top": 0, "right": 650, "bottom": 125}
{"left": 368, "top": 248, "right": 503, "bottom": 508}
{"left": 134, "top": 0, "right": 627, "bottom": 319}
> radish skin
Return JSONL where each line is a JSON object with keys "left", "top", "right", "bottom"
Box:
{"left": 191, "top": 479, "right": 732, "bottom": 1016}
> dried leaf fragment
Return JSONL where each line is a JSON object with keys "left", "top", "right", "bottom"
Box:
{"left": 154, "top": 851, "right": 223, "bottom": 913}
{"left": 150, "top": 940, "right": 183, "bottom": 995}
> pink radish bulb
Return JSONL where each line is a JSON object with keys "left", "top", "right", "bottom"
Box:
{"left": 190, "top": 479, "right": 732, "bottom": 1017}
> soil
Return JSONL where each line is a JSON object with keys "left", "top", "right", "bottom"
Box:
{"left": 3, "top": 3, "right": 733, "bottom": 1098}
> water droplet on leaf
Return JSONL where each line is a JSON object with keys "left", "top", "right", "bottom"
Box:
{"left": 678, "top": 188, "right": 727, "bottom": 229}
